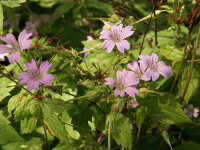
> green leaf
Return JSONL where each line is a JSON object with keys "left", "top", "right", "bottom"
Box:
{"left": 178, "top": 64, "right": 200, "bottom": 104}
{"left": 51, "top": 1, "right": 75, "bottom": 23}
{"left": 8, "top": 93, "right": 40, "bottom": 121}
{"left": 174, "top": 141, "right": 200, "bottom": 150}
{"left": 0, "top": 3, "right": 3, "bottom": 34}
{"left": 112, "top": 113, "right": 133, "bottom": 149}
{"left": 136, "top": 106, "right": 147, "bottom": 140}
{"left": 20, "top": 117, "right": 38, "bottom": 134}
{"left": 40, "top": 101, "right": 69, "bottom": 142}
{"left": 0, "top": 77, "right": 14, "bottom": 102}
{"left": 0, "top": 0, "right": 26, "bottom": 8}
{"left": 65, "top": 118, "right": 80, "bottom": 140}
{"left": 162, "top": 130, "right": 173, "bottom": 150}
{"left": 72, "top": 107, "right": 92, "bottom": 134}
{"left": 53, "top": 142, "right": 79, "bottom": 150}
{"left": 0, "top": 111, "right": 24, "bottom": 145}
{"left": 86, "top": 0, "right": 114, "bottom": 14}
{"left": 159, "top": 45, "right": 183, "bottom": 66}
{"left": 81, "top": 40, "right": 119, "bottom": 77}
{"left": 1, "top": 138, "right": 43, "bottom": 150}
{"left": 139, "top": 93, "right": 193, "bottom": 126}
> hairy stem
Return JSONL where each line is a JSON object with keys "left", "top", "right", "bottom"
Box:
{"left": 180, "top": 25, "right": 200, "bottom": 104}
{"left": 16, "top": 61, "right": 23, "bottom": 72}
{"left": 170, "top": 30, "right": 192, "bottom": 92}
{"left": 153, "top": 0, "right": 158, "bottom": 46}
{"left": 138, "top": 3, "right": 156, "bottom": 56}
{"left": 0, "top": 70, "right": 35, "bottom": 97}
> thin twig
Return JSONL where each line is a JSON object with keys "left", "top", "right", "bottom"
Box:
{"left": 16, "top": 61, "right": 23, "bottom": 72}
{"left": 38, "top": 104, "right": 49, "bottom": 150}
{"left": 0, "top": 70, "right": 35, "bottom": 97}
{"left": 180, "top": 25, "right": 200, "bottom": 104}
{"left": 61, "top": 15, "right": 99, "bottom": 38}
{"left": 138, "top": 3, "right": 156, "bottom": 56}
{"left": 153, "top": 0, "right": 158, "bottom": 46}
{"left": 170, "top": 31, "right": 192, "bottom": 92}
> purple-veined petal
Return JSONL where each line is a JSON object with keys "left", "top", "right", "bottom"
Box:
{"left": 27, "top": 80, "right": 39, "bottom": 91}
{"left": 124, "top": 87, "right": 139, "bottom": 97}
{"left": 8, "top": 52, "right": 20, "bottom": 64}
{"left": 0, "top": 33, "right": 18, "bottom": 48}
{"left": 151, "top": 71, "right": 160, "bottom": 81}
{"left": 18, "top": 30, "right": 32, "bottom": 50}
{"left": 19, "top": 72, "right": 31, "bottom": 83}
{"left": 102, "top": 40, "right": 115, "bottom": 53}
{"left": 25, "top": 59, "right": 38, "bottom": 73}
{"left": 39, "top": 61, "right": 52, "bottom": 75}
{"left": 99, "top": 30, "right": 111, "bottom": 40}
{"left": 104, "top": 77, "right": 116, "bottom": 87}
{"left": 0, "top": 44, "right": 13, "bottom": 54}
{"left": 40, "top": 74, "right": 54, "bottom": 86}
{"left": 121, "top": 26, "right": 134, "bottom": 39}
{"left": 116, "top": 40, "right": 130, "bottom": 53}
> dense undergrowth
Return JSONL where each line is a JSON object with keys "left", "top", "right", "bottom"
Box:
{"left": 0, "top": 0, "right": 200, "bottom": 150}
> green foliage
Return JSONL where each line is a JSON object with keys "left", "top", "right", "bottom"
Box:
{"left": 51, "top": 0, "right": 75, "bottom": 23}
{"left": 0, "top": 0, "right": 199, "bottom": 149}
{"left": 137, "top": 93, "right": 193, "bottom": 127}
{"left": 0, "top": 0, "right": 26, "bottom": 8}
{"left": 174, "top": 141, "right": 200, "bottom": 150}
{"left": 86, "top": 0, "right": 114, "bottom": 14}
{"left": 0, "top": 77, "right": 14, "bottom": 102}
{"left": 0, "top": 111, "right": 24, "bottom": 145}
{"left": 1, "top": 138, "right": 43, "bottom": 150}
{"left": 20, "top": 117, "right": 38, "bottom": 134}
{"left": 162, "top": 130, "right": 173, "bottom": 150}
{"left": 112, "top": 113, "right": 133, "bottom": 149}
{"left": 159, "top": 45, "right": 183, "bottom": 66}
{"left": 40, "top": 100, "right": 69, "bottom": 142}
{"left": 8, "top": 92, "right": 40, "bottom": 121}
{"left": 178, "top": 64, "right": 200, "bottom": 104}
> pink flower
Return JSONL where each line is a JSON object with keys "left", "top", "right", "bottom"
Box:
{"left": 127, "top": 60, "right": 150, "bottom": 81}
{"left": 25, "top": 15, "right": 40, "bottom": 35}
{"left": 99, "top": 24, "right": 134, "bottom": 53}
{"left": 131, "top": 97, "right": 139, "bottom": 108}
{"left": 25, "top": 14, "right": 51, "bottom": 35}
{"left": 184, "top": 104, "right": 199, "bottom": 119}
{"left": 4, "top": 13, "right": 20, "bottom": 28}
{"left": 0, "top": 30, "right": 32, "bottom": 64}
{"left": 18, "top": 59, "right": 54, "bottom": 91}
{"left": 139, "top": 53, "right": 172, "bottom": 81}
{"left": 104, "top": 69, "right": 139, "bottom": 97}
{"left": 98, "top": 135, "right": 103, "bottom": 143}
{"left": 83, "top": 36, "right": 94, "bottom": 57}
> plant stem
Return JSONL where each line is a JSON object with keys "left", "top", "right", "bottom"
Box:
{"left": 16, "top": 61, "right": 23, "bottom": 72}
{"left": 180, "top": 25, "right": 200, "bottom": 104}
{"left": 138, "top": 3, "right": 156, "bottom": 56}
{"left": 153, "top": 0, "right": 158, "bottom": 46}
{"left": 187, "top": 59, "right": 200, "bottom": 62}
{"left": 170, "top": 30, "right": 192, "bottom": 92}
{"left": 0, "top": 70, "right": 35, "bottom": 97}
{"left": 39, "top": 104, "right": 49, "bottom": 150}
{"left": 40, "top": 118, "right": 49, "bottom": 150}
{"left": 62, "top": 15, "right": 99, "bottom": 38}
{"left": 78, "top": 43, "right": 102, "bottom": 54}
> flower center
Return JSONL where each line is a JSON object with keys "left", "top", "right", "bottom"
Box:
{"left": 150, "top": 63, "right": 158, "bottom": 72}
{"left": 30, "top": 71, "right": 41, "bottom": 81}
{"left": 111, "top": 32, "right": 121, "bottom": 43}
{"left": 117, "top": 82, "right": 125, "bottom": 90}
